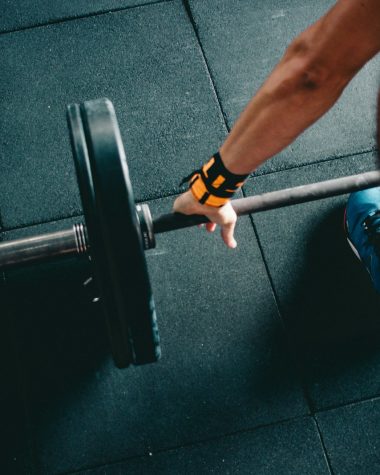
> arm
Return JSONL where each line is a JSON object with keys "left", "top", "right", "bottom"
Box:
{"left": 173, "top": 0, "right": 380, "bottom": 248}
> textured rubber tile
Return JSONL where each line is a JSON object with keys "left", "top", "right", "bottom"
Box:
{"left": 244, "top": 152, "right": 380, "bottom": 411}
{"left": 189, "top": 0, "right": 380, "bottom": 173}
{"left": 317, "top": 398, "right": 380, "bottom": 475}
{"left": 0, "top": 0, "right": 226, "bottom": 229}
{"left": 5, "top": 197, "right": 308, "bottom": 473}
{"left": 0, "top": 253, "right": 33, "bottom": 474}
{"left": 3, "top": 217, "right": 107, "bottom": 474}
{"left": 0, "top": 0, "right": 160, "bottom": 32}
{"left": 80, "top": 417, "right": 330, "bottom": 475}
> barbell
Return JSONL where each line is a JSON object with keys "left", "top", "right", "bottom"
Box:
{"left": 0, "top": 98, "right": 379, "bottom": 368}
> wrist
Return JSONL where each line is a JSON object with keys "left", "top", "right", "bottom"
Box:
{"left": 183, "top": 152, "right": 248, "bottom": 208}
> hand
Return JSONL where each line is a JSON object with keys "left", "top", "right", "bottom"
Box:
{"left": 173, "top": 190, "right": 238, "bottom": 249}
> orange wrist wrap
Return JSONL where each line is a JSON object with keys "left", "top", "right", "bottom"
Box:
{"left": 180, "top": 152, "right": 248, "bottom": 207}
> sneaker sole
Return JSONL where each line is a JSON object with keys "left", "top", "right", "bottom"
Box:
{"left": 344, "top": 208, "right": 362, "bottom": 262}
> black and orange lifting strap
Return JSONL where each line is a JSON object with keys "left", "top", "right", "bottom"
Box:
{"left": 180, "top": 152, "right": 249, "bottom": 207}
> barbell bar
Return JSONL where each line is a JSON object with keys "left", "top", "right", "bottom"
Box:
{"left": 153, "top": 168, "right": 380, "bottom": 232}
{"left": 0, "top": 98, "right": 379, "bottom": 368}
{"left": 2, "top": 169, "right": 380, "bottom": 268}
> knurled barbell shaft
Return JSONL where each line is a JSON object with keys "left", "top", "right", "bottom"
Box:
{"left": 0, "top": 223, "right": 88, "bottom": 270}
{"left": 153, "top": 169, "right": 380, "bottom": 234}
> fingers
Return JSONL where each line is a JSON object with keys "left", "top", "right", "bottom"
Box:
{"left": 173, "top": 191, "right": 238, "bottom": 248}
{"left": 221, "top": 220, "right": 237, "bottom": 249}
{"left": 197, "top": 206, "right": 238, "bottom": 248}
{"left": 200, "top": 221, "right": 237, "bottom": 248}
{"left": 198, "top": 223, "right": 217, "bottom": 232}
{"left": 206, "top": 222, "right": 217, "bottom": 233}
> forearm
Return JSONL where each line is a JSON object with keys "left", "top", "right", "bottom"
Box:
{"left": 221, "top": 0, "right": 380, "bottom": 175}
{"left": 220, "top": 53, "right": 349, "bottom": 175}
{"left": 173, "top": 0, "right": 380, "bottom": 249}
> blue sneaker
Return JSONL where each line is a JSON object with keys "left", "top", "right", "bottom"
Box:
{"left": 345, "top": 187, "right": 380, "bottom": 293}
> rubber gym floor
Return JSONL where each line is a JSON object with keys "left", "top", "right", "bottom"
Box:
{"left": 1, "top": 1, "right": 380, "bottom": 474}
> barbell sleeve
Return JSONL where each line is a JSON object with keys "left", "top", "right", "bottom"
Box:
{"left": 153, "top": 170, "right": 380, "bottom": 234}
{"left": 0, "top": 223, "right": 88, "bottom": 270}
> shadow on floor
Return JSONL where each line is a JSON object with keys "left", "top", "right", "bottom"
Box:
{"left": 0, "top": 257, "right": 110, "bottom": 472}
{"left": 0, "top": 271, "right": 32, "bottom": 474}
{"left": 283, "top": 204, "right": 380, "bottom": 370}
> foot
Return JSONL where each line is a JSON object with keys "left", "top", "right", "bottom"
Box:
{"left": 345, "top": 187, "right": 380, "bottom": 293}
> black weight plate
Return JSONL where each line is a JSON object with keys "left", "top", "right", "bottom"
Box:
{"left": 67, "top": 102, "right": 134, "bottom": 367}
{"left": 81, "top": 99, "right": 161, "bottom": 366}
{"left": 67, "top": 98, "right": 160, "bottom": 367}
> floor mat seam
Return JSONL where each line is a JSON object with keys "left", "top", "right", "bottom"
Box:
{"left": 243, "top": 187, "right": 315, "bottom": 415}
{"left": 250, "top": 147, "right": 378, "bottom": 179}
{"left": 182, "top": 0, "right": 230, "bottom": 135}
{"left": 313, "top": 416, "right": 335, "bottom": 475}
{"left": 0, "top": 0, "right": 174, "bottom": 36}
{"left": 60, "top": 414, "right": 313, "bottom": 475}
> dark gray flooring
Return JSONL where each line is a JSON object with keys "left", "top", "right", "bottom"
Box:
{"left": 0, "top": 0, "right": 379, "bottom": 474}
{"left": 317, "top": 399, "right": 380, "bottom": 475}
{"left": 0, "top": 1, "right": 162, "bottom": 32}
{"left": 3, "top": 206, "right": 308, "bottom": 473}
{"left": 0, "top": 1, "right": 226, "bottom": 227}
{"left": 245, "top": 153, "right": 380, "bottom": 411}
{"left": 80, "top": 418, "right": 330, "bottom": 475}
{"left": 189, "top": 0, "right": 380, "bottom": 173}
